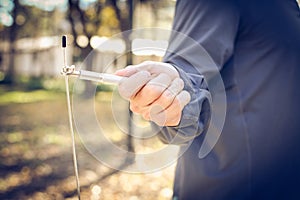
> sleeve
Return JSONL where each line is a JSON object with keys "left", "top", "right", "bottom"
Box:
{"left": 157, "top": 0, "right": 240, "bottom": 145}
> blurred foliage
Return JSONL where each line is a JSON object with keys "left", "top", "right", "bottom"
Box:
{"left": 0, "top": 89, "right": 60, "bottom": 105}
{"left": 0, "top": 0, "right": 141, "bottom": 85}
{"left": 0, "top": 76, "right": 63, "bottom": 92}
{"left": 0, "top": 0, "right": 159, "bottom": 39}
{"left": 18, "top": 77, "right": 44, "bottom": 90}
{"left": 0, "top": 0, "right": 172, "bottom": 86}
{"left": 0, "top": 1, "right": 177, "bottom": 199}
{"left": 0, "top": 86, "right": 175, "bottom": 199}
{"left": 0, "top": 0, "right": 58, "bottom": 39}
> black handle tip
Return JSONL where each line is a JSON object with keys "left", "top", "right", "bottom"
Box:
{"left": 62, "top": 35, "right": 67, "bottom": 48}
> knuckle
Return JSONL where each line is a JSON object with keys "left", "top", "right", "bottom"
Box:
{"left": 144, "top": 84, "right": 164, "bottom": 97}
{"left": 182, "top": 90, "right": 191, "bottom": 103}
{"left": 156, "top": 121, "right": 165, "bottom": 127}
{"left": 172, "top": 98, "right": 181, "bottom": 108}
{"left": 142, "top": 112, "right": 150, "bottom": 121}
{"left": 150, "top": 112, "right": 165, "bottom": 126}
{"left": 163, "top": 90, "right": 173, "bottom": 99}
{"left": 176, "top": 78, "right": 184, "bottom": 89}
{"left": 160, "top": 73, "right": 172, "bottom": 82}
{"left": 158, "top": 91, "right": 174, "bottom": 107}
{"left": 140, "top": 61, "right": 154, "bottom": 70}
{"left": 118, "top": 84, "right": 131, "bottom": 99}
{"left": 166, "top": 111, "right": 182, "bottom": 126}
{"left": 153, "top": 117, "right": 165, "bottom": 126}
{"left": 130, "top": 102, "right": 141, "bottom": 113}
{"left": 168, "top": 117, "right": 181, "bottom": 126}
{"left": 142, "top": 60, "right": 153, "bottom": 65}
{"left": 150, "top": 104, "right": 164, "bottom": 115}
{"left": 175, "top": 90, "right": 191, "bottom": 107}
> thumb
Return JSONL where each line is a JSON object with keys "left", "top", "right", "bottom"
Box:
{"left": 115, "top": 65, "right": 138, "bottom": 77}
{"left": 115, "top": 61, "right": 179, "bottom": 79}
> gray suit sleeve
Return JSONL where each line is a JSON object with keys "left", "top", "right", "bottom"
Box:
{"left": 156, "top": 0, "right": 239, "bottom": 145}
{"left": 157, "top": 65, "right": 212, "bottom": 145}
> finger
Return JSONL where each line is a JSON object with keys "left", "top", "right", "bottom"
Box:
{"left": 132, "top": 73, "right": 172, "bottom": 107}
{"left": 136, "top": 78, "right": 185, "bottom": 122}
{"left": 116, "top": 61, "right": 179, "bottom": 79}
{"left": 150, "top": 78, "right": 184, "bottom": 112}
{"left": 136, "top": 61, "right": 180, "bottom": 79}
{"left": 142, "top": 110, "right": 151, "bottom": 121}
{"left": 118, "top": 70, "right": 151, "bottom": 100}
{"left": 129, "top": 102, "right": 151, "bottom": 121}
{"left": 115, "top": 65, "right": 139, "bottom": 77}
{"left": 150, "top": 90, "right": 191, "bottom": 126}
{"left": 129, "top": 102, "right": 148, "bottom": 115}
{"left": 175, "top": 90, "right": 191, "bottom": 108}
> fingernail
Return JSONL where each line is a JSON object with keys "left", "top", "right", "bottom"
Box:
{"left": 114, "top": 69, "right": 127, "bottom": 76}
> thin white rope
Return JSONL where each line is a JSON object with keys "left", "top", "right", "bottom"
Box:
{"left": 63, "top": 43, "right": 81, "bottom": 199}
{"left": 64, "top": 75, "right": 81, "bottom": 200}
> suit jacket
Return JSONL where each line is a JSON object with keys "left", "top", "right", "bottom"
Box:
{"left": 159, "top": 0, "right": 300, "bottom": 199}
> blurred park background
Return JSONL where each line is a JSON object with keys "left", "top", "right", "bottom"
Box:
{"left": 0, "top": 0, "right": 178, "bottom": 199}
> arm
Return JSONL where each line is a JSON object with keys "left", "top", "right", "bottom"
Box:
{"left": 157, "top": 0, "right": 240, "bottom": 144}
{"left": 116, "top": 0, "right": 239, "bottom": 145}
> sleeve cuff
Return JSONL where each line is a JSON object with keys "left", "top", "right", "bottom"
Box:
{"left": 155, "top": 64, "right": 212, "bottom": 145}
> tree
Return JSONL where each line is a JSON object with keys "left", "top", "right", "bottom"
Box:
{"left": 66, "top": 0, "right": 135, "bottom": 65}
{"left": 66, "top": 0, "right": 136, "bottom": 154}
{"left": 0, "top": 0, "right": 66, "bottom": 85}
{"left": 1, "top": 0, "right": 21, "bottom": 84}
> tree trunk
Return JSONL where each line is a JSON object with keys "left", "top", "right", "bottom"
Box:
{"left": 4, "top": 0, "right": 20, "bottom": 85}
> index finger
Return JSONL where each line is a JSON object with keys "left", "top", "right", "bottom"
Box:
{"left": 118, "top": 70, "right": 151, "bottom": 100}
{"left": 115, "top": 61, "right": 179, "bottom": 79}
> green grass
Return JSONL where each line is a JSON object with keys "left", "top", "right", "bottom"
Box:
{"left": 0, "top": 89, "right": 62, "bottom": 105}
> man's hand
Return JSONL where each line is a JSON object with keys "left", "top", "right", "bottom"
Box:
{"left": 115, "top": 61, "right": 191, "bottom": 126}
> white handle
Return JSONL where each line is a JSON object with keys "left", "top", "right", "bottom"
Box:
{"left": 79, "top": 70, "right": 123, "bottom": 84}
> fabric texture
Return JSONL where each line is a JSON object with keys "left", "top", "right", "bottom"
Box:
{"left": 158, "top": 0, "right": 300, "bottom": 199}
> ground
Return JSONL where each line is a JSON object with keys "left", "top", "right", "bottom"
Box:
{"left": 0, "top": 84, "right": 176, "bottom": 200}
